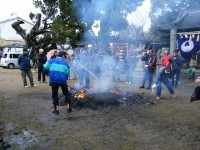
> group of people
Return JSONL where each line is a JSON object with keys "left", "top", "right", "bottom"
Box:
{"left": 139, "top": 49, "right": 184, "bottom": 100}
{"left": 18, "top": 46, "right": 187, "bottom": 114}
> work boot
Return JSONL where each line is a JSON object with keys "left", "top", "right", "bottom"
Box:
{"left": 52, "top": 105, "right": 59, "bottom": 114}
{"left": 66, "top": 103, "right": 72, "bottom": 113}
{"left": 52, "top": 109, "right": 59, "bottom": 114}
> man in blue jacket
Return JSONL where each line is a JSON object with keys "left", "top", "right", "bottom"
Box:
{"left": 43, "top": 51, "right": 71, "bottom": 114}
{"left": 18, "top": 48, "right": 36, "bottom": 88}
{"left": 152, "top": 66, "right": 176, "bottom": 100}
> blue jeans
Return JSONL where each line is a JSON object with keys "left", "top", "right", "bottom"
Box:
{"left": 156, "top": 77, "right": 174, "bottom": 97}
{"left": 79, "top": 69, "right": 90, "bottom": 88}
{"left": 111, "top": 67, "right": 120, "bottom": 82}
{"left": 171, "top": 69, "right": 181, "bottom": 87}
{"left": 142, "top": 69, "right": 154, "bottom": 87}
{"left": 94, "top": 66, "right": 101, "bottom": 79}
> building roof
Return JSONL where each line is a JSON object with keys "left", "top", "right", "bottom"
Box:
{"left": 0, "top": 16, "right": 34, "bottom": 26}
{"left": 158, "top": 9, "right": 200, "bottom": 30}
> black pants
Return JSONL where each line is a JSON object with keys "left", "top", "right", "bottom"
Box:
{"left": 38, "top": 66, "right": 46, "bottom": 82}
{"left": 52, "top": 84, "right": 70, "bottom": 105}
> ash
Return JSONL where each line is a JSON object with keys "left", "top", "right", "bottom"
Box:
{"left": 70, "top": 92, "right": 153, "bottom": 110}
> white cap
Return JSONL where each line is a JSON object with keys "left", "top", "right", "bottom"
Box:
{"left": 39, "top": 49, "right": 44, "bottom": 53}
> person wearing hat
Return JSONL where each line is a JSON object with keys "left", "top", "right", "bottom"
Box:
{"left": 152, "top": 66, "right": 176, "bottom": 100}
{"left": 43, "top": 51, "right": 71, "bottom": 114}
{"left": 18, "top": 48, "right": 36, "bottom": 88}
{"left": 36, "top": 49, "right": 47, "bottom": 83}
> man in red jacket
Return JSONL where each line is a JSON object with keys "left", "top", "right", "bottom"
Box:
{"left": 162, "top": 50, "right": 171, "bottom": 67}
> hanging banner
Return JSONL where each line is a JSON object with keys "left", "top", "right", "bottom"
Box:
{"left": 177, "top": 35, "right": 200, "bottom": 58}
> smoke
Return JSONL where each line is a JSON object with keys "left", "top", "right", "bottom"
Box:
{"left": 69, "top": 0, "right": 141, "bottom": 92}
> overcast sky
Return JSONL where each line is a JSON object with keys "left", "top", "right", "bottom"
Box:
{"left": 0, "top": 0, "right": 41, "bottom": 22}
{"left": 127, "top": 0, "right": 151, "bottom": 31}
{"left": 0, "top": 0, "right": 151, "bottom": 31}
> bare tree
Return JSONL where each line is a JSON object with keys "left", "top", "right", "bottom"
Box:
{"left": 11, "top": 14, "right": 51, "bottom": 53}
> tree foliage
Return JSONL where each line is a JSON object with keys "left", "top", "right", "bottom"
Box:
{"left": 12, "top": 0, "right": 145, "bottom": 52}
{"left": 72, "top": 0, "right": 144, "bottom": 40}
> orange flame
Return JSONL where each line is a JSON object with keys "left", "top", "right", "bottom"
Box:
{"left": 74, "top": 89, "right": 86, "bottom": 100}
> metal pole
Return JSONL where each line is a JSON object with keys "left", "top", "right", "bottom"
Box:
{"left": 79, "top": 63, "right": 98, "bottom": 79}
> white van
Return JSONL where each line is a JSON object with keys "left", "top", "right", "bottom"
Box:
{"left": 0, "top": 52, "right": 33, "bottom": 69}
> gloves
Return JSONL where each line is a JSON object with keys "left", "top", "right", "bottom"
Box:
{"left": 151, "top": 83, "right": 156, "bottom": 95}
{"left": 152, "top": 83, "right": 156, "bottom": 89}
{"left": 144, "top": 65, "right": 148, "bottom": 68}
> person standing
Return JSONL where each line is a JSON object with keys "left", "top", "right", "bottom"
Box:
{"left": 36, "top": 49, "right": 47, "bottom": 83}
{"left": 161, "top": 50, "right": 171, "bottom": 67}
{"left": 152, "top": 66, "right": 176, "bottom": 100}
{"left": 93, "top": 50, "right": 104, "bottom": 79}
{"left": 140, "top": 50, "right": 157, "bottom": 89}
{"left": 69, "top": 54, "right": 77, "bottom": 80}
{"left": 109, "top": 52, "right": 120, "bottom": 82}
{"left": 18, "top": 48, "right": 36, "bottom": 88}
{"left": 171, "top": 49, "right": 183, "bottom": 87}
{"left": 77, "top": 48, "right": 91, "bottom": 89}
{"left": 51, "top": 50, "right": 58, "bottom": 59}
{"left": 43, "top": 51, "right": 71, "bottom": 114}
{"left": 188, "top": 55, "right": 197, "bottom": 80}
{"left": 125, "top": 50, "right": 137, "bottom": 84}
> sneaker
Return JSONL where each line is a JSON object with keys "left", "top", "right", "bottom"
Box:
{"left": 128, "top": 82, "right": 132, "bottom": 84}
{"left": 67, "top": 108, "right": 72, "bottom": 113}
{"left": 139, "top": 85, "right": 145, "bottom": 89}
{"left": 156, "top": 97, "right": 160, "bottom": 100}
{"left": 52, "top": 109, "right": 59, "bottom": 114}
{"left": 43, "top": 81, "right": 48, "bottom": 83}
{"left": 31, "top": 85, "right": 37, "bottom": 87}
{"left": 171, "top": 94, "right": 177, "bottom": 98}
{"left": 126, "top": 82, "right": 129, "bottom": 84}
{"left": 24, "top": 86, "right": 29, "bottom": 88}
{"left": 38, "top": 81, "right": 41, "bottom": 83}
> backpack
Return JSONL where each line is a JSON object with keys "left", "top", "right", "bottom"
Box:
{"left": 190, "top": 86, "right": 200, "bottom": 102}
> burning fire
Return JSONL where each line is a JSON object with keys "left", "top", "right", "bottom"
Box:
{"left": 74, "top": 89, "right": 86, "bottom": 100}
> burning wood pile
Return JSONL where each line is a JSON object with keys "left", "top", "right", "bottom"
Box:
{"left": 73, "top": 89, "right": 86, "bottom": 100}
{"left": 71, "top": 87, "right": 120, "bottom": 100}
{"left": 58, "top": 86, "right": 153, "bottom": 108}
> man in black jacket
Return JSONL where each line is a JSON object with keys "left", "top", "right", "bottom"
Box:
{"left": 36, "top": 49, "right": 47, "bottom": 83}
{"left": 171, "top": 49, "right": 184, "bottom": 87}
{"left": 140, "top": 49, "right": 157, "bottom": 89}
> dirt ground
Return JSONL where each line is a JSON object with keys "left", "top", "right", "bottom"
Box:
{"left": 0, "top": 67, "right": 200, "bottom": 150}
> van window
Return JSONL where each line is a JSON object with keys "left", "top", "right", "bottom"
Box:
{"left": 10, "top": 54, "right": 20, "bottom": 59}
{"left": 13, "top": 54, "right": 20, "bottom": 59}
{"left": 3, "top": 54, "right": 7, "bottom": 58}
